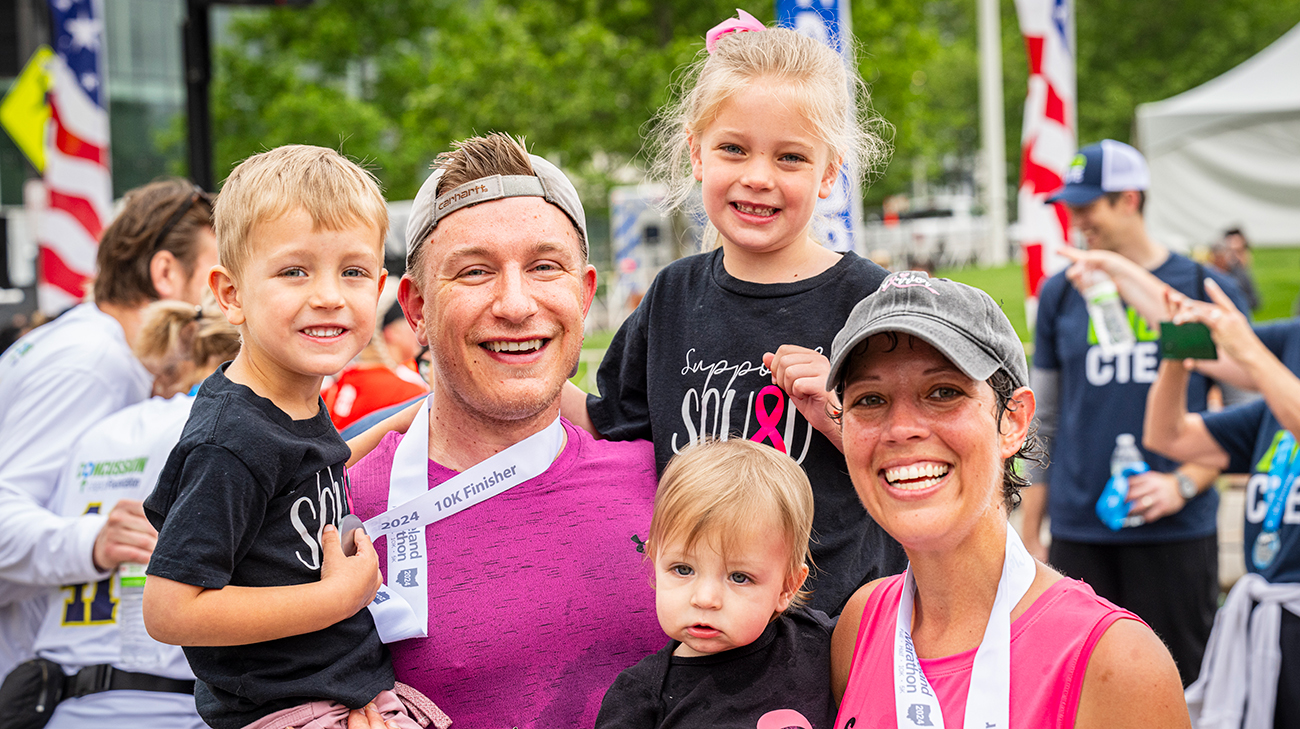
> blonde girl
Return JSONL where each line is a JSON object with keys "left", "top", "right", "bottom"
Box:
{"left": 564, "top": 10, "right": 905, "bottom": 616}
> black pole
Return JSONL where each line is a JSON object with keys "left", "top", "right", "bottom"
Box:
{"left": 183, "top": 0, "right": 213, "bottom": 191}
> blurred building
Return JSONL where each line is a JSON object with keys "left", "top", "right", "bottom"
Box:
{"left": 1, "top": 0, "right": 192, "bottom": 322}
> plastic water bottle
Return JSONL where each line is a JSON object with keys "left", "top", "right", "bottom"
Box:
{"left": 1096, "top": 434, "right": 1149, "bottom": 530}
{"left": 117, "top": 562, "right": 160, "bottom": 670}
{"left": 1081, "top": 270, "right": 1136, "bottom": 357}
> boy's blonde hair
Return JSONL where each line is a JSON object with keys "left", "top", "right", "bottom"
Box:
{"left": 649, "top": 24, "right": 891, "bottom": 215}
{"left": 214, "top": 145, "right": 389, "bottom": 279}
{"left": 649, "top": 438, "right": 815, "bottom": 610}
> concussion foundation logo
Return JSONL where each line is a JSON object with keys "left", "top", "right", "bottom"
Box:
{"left": 78, "top": 457, "right": 148, "bottom": 491}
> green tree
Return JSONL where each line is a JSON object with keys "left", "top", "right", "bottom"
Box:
{"left": 209, "top": 0, "right": 1297, "bottom": 225}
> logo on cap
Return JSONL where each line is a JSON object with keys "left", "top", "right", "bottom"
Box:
{"left": 437, "top": 183, "right": 491, "bottom": 211}
{"left": 1066, "top": 153, "right": 1087, "bottom": 184}
{"left": 882, "top": 271, "right": 940, "bottom": 296}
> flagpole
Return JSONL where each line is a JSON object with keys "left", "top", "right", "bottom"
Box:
{"left": 978, "top": 0, "right": 1008, "bottom": 266}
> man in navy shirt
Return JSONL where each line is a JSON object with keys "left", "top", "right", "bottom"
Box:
{"left": 1020, "top": 140, "right": 1248, "bottom": 686}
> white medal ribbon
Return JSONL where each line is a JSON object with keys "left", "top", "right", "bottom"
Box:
{"left": 362, "top": 396, "right": 565, "bottom": 643}
{"left": 893, "top": 525, "right": 1037, "bottom": 729}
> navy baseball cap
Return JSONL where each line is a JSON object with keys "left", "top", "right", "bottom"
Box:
{"left": 1046, "top": 140, "right": 1150, "bottom": 206}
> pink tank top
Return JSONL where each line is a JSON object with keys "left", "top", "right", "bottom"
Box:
{"left": 835, "top": 575, "right": 1141, "bottom": 729}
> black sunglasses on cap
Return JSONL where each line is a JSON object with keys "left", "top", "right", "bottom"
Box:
{"left": 150, "top": 184, "right": 213, "bottom": 253}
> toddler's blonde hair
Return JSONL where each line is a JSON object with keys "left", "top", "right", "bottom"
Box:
{"left": 649, "top": 438, "right": 815, "bottom": 610}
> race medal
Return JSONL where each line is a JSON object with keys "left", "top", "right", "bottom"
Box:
{"left": 1254, "top": 431, "right": 1298, "bottom": 572}
{"left": 1253, "top": 530, "right": 1280, "bottom": 570}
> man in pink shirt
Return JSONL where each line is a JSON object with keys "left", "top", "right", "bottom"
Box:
{"left": 348, "top": 133, "right": 662, "bottom": 728}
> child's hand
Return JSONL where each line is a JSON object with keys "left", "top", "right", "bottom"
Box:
{"left": 764, "top": 345, "right": 844, "bottom": 452}
{"left": 320, "top": 523, "right": 383, "bottom": 618}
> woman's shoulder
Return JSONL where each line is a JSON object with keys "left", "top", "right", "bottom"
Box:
{"left": 1073, "top": 617, "right": 1190, "bottom": 729}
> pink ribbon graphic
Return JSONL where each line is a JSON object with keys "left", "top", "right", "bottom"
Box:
{"left": 706, "top": 9, "right": 765, "bottom": 53}
{"left": 750, "top": 385, "right": 787, "bottom": 453}
{"left": 756, "top": 709, "right": 814, "bottom": 729}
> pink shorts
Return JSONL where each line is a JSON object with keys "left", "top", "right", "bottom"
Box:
{"left": 241, "top": 684, "right": 450, "bottom": 729}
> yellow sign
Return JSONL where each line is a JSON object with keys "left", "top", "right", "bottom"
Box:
{"left": 0, "top": 46, "right": 55, "bottom": 174}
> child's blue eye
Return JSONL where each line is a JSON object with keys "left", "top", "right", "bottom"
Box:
{"left": 672, "top": 565, "right": 693, "bottom": 577}
{"left": 729, "top": 572, "right": 751, "bottom": 585}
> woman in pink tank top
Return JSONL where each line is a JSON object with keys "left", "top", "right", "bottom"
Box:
{"left": 820, "top": 272, "right": 1191, "bottom": 729}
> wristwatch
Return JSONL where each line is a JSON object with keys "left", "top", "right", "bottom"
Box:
{"left": 1175, "top": 472, "right": 1199, "bottom": 500}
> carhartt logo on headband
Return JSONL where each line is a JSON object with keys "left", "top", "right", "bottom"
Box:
{"left": 437, "top": 182, "right": 492, "bottom": 211}
{"left": 882, "top": 271, "right": 940, "bottom": 295}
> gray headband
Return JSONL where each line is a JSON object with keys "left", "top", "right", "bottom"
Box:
{"left": 404, "top": 154, "right": 587, "bottom": 271}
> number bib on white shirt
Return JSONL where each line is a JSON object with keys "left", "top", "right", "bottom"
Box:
{"left": 893, "top": 526, "right": 1036, "bottom": 729}
{"left": 363, "top": 397, "right": 565, "bottom": 643}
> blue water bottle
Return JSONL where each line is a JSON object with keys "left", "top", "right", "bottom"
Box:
{"left": 1096, "top": 433, "right": 1149, "bottom": 530}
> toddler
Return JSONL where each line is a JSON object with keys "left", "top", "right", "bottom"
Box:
{"left": 142, "top": 146, "right": 443, "bottom": 729}
{"left": 596, "top": 438, "right": 836, "bottom": 728}
{"left": 565, "top": 9, "right": 905, "bottom": 615}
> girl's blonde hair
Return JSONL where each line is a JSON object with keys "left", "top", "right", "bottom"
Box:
{"left": 134, "top": 300, "right": 241, "bottom": 392}
{"left": 649, "top": 22, "right": 891, "bottom": 215}
{"left": 648, "top": 438, "right": 816, "bottom": 610}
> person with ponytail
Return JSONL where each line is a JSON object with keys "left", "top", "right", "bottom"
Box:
{"left": 0, "top": 180, "right": 218, "bottom": 681}
{"left": 12, "top": 300, "right": 237, "bottom": 728}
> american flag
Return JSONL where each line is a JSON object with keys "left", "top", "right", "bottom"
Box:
{"left": 1014, "top": 0, "right": 1075, "bottom": 326}
{"left": 39, "top": 0, "right": 111, "bottom": 314}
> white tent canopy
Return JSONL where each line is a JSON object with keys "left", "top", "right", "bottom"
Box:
{"left": 1136, "top": 23, "right": 1300, "bottom": 247}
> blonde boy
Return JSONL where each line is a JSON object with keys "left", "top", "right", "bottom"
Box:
{"left": 596, "top": 439, "right": 838, "bottom": 728}
{"left": 141, "top": 146, "right": 424, "bottom": 729}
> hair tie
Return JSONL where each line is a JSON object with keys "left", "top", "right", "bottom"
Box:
{"left": 706, "top": 9, "right": 765, "bottom": 53}
{"left": 194, "top": 305, "right": 204, "bottom": 321}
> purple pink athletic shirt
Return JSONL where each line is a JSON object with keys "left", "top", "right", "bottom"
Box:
{"left": 836, "top": 574, "right": 1141, "bottom": 729}
{"left": 348, "top": 419, "right": 664, "bottom": 729}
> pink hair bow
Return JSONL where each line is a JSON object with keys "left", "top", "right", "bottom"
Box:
{"left": 706, "top": 9, "right": 765, "bottom": 53}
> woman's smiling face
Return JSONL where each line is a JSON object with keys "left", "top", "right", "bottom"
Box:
{"left": 838, "top": 334, "right": 1027, "bottom": 554}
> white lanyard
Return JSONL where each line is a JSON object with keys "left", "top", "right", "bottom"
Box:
{"left": 893, "top": 526, "right": 1036, "bottom": 729}
{"left": 362, "top": 396, "right": 565, "bottom": 643}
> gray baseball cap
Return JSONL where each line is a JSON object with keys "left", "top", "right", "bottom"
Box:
{"left": 826, "top": 270, "right": 1028, "bottom": 391}
{"left": 405, "top": 154, "right": 587, "bottom": 270}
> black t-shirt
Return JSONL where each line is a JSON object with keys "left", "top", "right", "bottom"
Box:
{"left": 595, "top": 607, "right": 839, "bottom": 729}
{"left": 144, "top": 366, "right": 393, "bottom": 729}
{"left": 587, "top": 249, "right": 906, "bottom": 614}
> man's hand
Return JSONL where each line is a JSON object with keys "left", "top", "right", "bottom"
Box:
{"left": 92, "top": 499, "right": 157, "bottom": 572}
{"left": 764, "top": 345, "right": 842, "bottom": 452}
{"left": 320, "top": 524, "right": 382, "bottom": 617}
{"left": 1124, "top": 472, "right": 1186, "bottom": 525}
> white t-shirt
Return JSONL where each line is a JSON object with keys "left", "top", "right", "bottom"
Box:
{"left": 0, "top": 303, "right": 152, "bottom": 676}
{"left": 33, "top": 394, "right": 201, "bottom": 727}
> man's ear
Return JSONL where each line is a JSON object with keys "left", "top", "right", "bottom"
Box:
{"left": 397, "top": 275, "right": 429, "bottom": 347}
{"left": 580, "top": 265, "right": 598, "bottom": 318}
{"left": 209, "top": 266, "right": 244, "bottom": 326}
{"left": 150, "top": 251, "right": 184, "bottom": 300}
